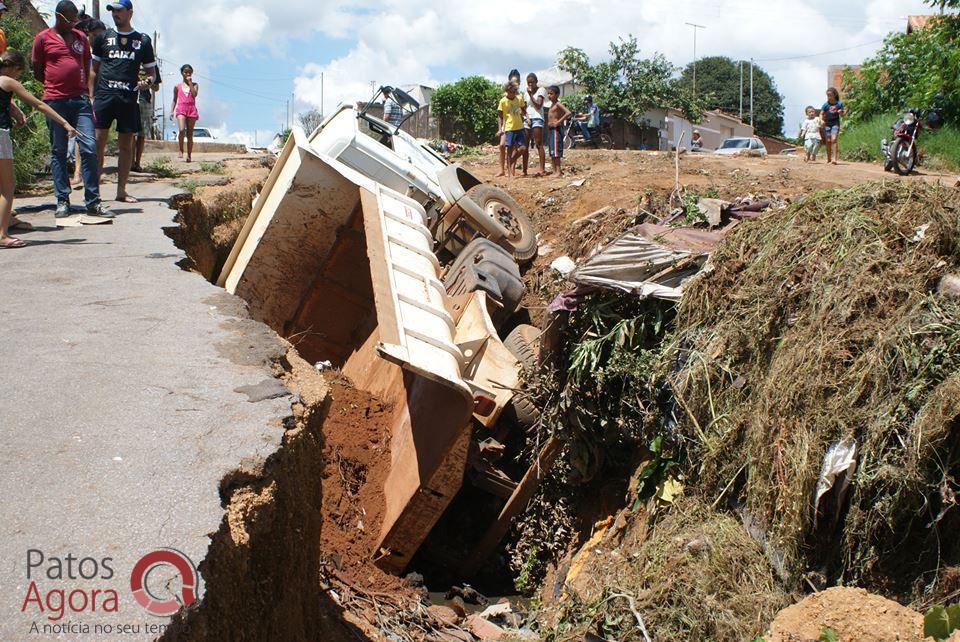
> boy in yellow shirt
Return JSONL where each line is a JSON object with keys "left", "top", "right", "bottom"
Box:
{"left": 496, "top": 82, "right": 527, "bottom": 178}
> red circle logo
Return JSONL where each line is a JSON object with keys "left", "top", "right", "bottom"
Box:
{"left": 129, "top": 549, "right": 198, "bottom": 616}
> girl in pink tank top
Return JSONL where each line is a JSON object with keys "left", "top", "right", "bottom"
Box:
{"left": 170, "top": 64, "right": 200, "bottom": 162}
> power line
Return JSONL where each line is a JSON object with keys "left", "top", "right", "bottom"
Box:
{"left": 754, "top": 39, "right": 885, "bottom": 63}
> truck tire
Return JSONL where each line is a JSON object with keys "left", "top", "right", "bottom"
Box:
{"left": 465, "top": 184, "right": 538, "bottom": 265}
{"left": 504, "top": 324, "right": 542, "bottom": 428}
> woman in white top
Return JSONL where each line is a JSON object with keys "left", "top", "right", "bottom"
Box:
{"left": 522, "top": 73, "right": 547, "bottom": 176}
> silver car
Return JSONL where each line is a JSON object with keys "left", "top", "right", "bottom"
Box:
{"left": 714, "top": 137, "right": 768, "bottom": 158}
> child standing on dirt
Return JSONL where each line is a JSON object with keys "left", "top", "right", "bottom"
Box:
{"left": 0, "top": 50, "right": 78, "bottom": 248}
{"left": 522, "top": 73, "right": 547, "bottom": 176}
{"left": 496, "top": 82, "right": 527, "bottom": 178}
{"left": 799, "top": 106, "right": 822, "bottom": 162}
{"left": 498, "top": 70, "right": 522, "bottom": 176}
{"left": 545, "top": 86, "right": 572, "bottom": 176}
{"left": 821, "top": 87, "right": 845, "bottom": 165}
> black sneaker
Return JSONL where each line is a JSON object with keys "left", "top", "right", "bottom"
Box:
{"left": 85, "top": 203, "right": 115, "bottom": 219}
{"left": 55, "top": 201, "right": 71, "bottom": 218}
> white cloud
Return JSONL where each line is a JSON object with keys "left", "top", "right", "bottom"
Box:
{"left": 32, "top": 0, "right": 936, "bottom": 136}
{"left": 290, "top": 0, "right": 932, "bottom": 133}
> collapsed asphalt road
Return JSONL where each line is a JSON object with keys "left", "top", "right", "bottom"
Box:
{"left": 0, "top": 179, "right": 309, "bottom": 640}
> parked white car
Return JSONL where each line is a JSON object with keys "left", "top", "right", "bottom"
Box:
{"left": 307, "top": 92, "right": 537, "bottom": 264}
{"left": 191, "top": 128, "right": 216, "bottom": 143}
{"left": 714, "top": 137, "right": 768, "bottom": 158}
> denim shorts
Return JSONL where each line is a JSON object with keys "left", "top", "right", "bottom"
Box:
{"left": 525, "top": 117, "right": 544, "bottom": 130}
{"left": 504, "top": 129, "right": 526, "bottom": 148}
{"left": 0, "top": 129, "right": 11, "bottom": 160}
{"left": 823, "top": 125, "right": 840, "bottom": 137}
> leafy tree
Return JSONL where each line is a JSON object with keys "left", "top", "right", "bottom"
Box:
{"left": 925, "top": 0, "right": 959, "bottom": 9}
{"left": 1, "top": 12, "right": 50, "bottom": 186}
{"left": 557, "top": 35, "right": 705, "bottom": 124}
{"left": 431, "top": 76, "right": 502, "bottom": 145}
{"left": 678, "top": 56, "right": 784, "bottom": 137}
{"left": 844, "top": 14, "right": 960, "bottom": 123}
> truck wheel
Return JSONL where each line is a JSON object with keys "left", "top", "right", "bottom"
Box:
{"left": 504, "top": 324, "right": 542, "bottom": 428}
{"left": 465, "top": 184, "right": 538, "bottom": 265}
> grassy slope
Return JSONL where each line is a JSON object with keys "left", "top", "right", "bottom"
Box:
{"left": 841, "top": 113, "right": 960, "bottom": 171}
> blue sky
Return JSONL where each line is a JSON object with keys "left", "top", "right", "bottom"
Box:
{"left": 35, "top": 0, "right": 941, "bottom": 143}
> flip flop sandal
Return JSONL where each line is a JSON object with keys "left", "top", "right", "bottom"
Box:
{"left": 0, "top": 238, "right": 27, "bottom": 248}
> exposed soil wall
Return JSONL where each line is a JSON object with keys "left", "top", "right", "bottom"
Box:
{"left": 166, "top": 162, "right": 270, "bottom": 283}
{"left": 160, "top": 297, "right": 363, "bottom": 641}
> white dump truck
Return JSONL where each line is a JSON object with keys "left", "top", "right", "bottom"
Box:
{"left": 219, "top": 128, "right": 542, "bottom": 573}
{"left": 306, "top": 89, "right": 538, "bottom": 265}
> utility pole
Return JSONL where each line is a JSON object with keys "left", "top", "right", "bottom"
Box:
{"left": 685, "top": 23, "right": 705, "bottom": 98}
{"left": 151, "top": 30, "right": 158, "bottom": 140}
{"left": 291, "top": 92, "right": 295, "bottom": 128}
{"left": 749, "top": 58, "right": 754, "bottom": 129}
{"left": 92, "top": 2, "right": 99, "bottom": 19}
{"left": 739, "top": 60, "right": 743, "bottom": 120}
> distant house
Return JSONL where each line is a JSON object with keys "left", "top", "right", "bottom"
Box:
{"left": 907, "top": 15, "right": 935, "bottom": 33}
{"left": 640, "top": 109, "right": 754, "bottom": 151}
{"left": 399, "top": 85, "right": 434, "bottom": 109}
{"left": 532, "top": 67, "right": 581, "bottom": 98}
{"left": 827, "top": 65, "right": 861, "bottom": 94}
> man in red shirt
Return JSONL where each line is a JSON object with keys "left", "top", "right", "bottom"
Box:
{"left": 32, "top": 0, "right": 112, "bottom": 218}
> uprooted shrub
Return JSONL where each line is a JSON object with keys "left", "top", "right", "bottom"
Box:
{"left": 667, "top": 181, "right": 960, "bottom": 600}
{"left": 509, "top": 295, "right": 675, "bottom": 591}
{"left": 542, "top": 499, "right": 789, "bottom": 642}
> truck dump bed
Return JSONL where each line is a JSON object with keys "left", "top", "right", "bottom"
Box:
{"left": 219, "top": 129, "right": 484, "bottom": 571}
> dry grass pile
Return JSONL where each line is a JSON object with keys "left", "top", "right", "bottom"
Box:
{"left": 668, "top": 181, "right": 960, "bottom": 598}
{"left": 543, "top": 499, "right": 788, "bottom": 641}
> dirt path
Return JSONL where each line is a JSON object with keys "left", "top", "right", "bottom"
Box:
{"left": 463, "top": 149, "right": 959, "bottom": 250}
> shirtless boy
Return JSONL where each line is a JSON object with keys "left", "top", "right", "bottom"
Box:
{"left": 545, "top": 86, "right": 572, "bottom": 176}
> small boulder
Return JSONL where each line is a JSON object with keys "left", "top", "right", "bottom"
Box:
{"left": 465, "top": 614, "right": 505, "bottom": 641}
{"left": 426, "top": 604, "right": 461, "bottom": 628}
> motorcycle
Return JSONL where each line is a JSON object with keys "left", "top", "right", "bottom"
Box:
{"left": 565, "top": 113, "right": 615, "bottom": 149}
{"left": 881, "top": 103, "right": 944, "bottom": 175}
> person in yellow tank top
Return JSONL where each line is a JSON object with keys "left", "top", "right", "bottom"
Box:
{"left": 496, "top": 83, "right": 527, "bottom": 178}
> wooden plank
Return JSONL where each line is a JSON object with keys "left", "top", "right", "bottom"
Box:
{"left": 461, "top": 437, "right": 563, "bottom": 576}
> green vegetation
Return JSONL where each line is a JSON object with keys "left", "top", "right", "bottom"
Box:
{"left": 449, "top": 145, "right": 482, "bottom": 159}
{"left": 145, "top": 156, "right": 179, "bottom": 178}
{"left": 558, "top": 36, "right": 705, "bottom": 123}
{"left": 2, "top": 13, "right": 49, "bottom": 187}
{"left": 511, "top": 294, "right": 674, "bottom": 590}
{"left": 175, "top": 178, "right": 201, "bottom": 195}
{"left": 678, "top": 56, "right": 784, "bottom": 137}
{"left": 844, "top": 15, "right": 959, "bottom": 124}
{"left": 925, "top": 603, "right": 960, "bottom": 641}
{"left": 839, "top": 113, "right": 960, "bottom": 170}
{"left": 542, "top": 500, "right": 788, "bottom": 641}
{"left": 669, "top": 182, "right": 960, "bottom": 598}
{"left": 199, "top": 160, "right": 226, "bottom": 174}
{"left": 431, "top": 76, "right": 502, "bottom": 145}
